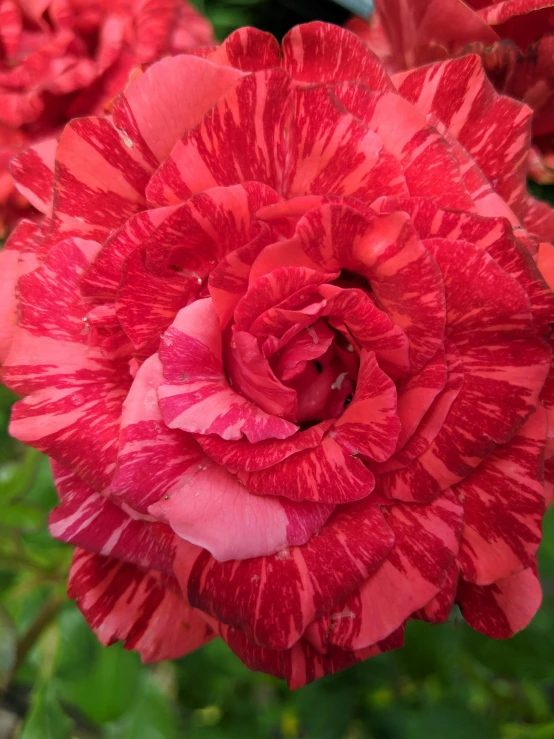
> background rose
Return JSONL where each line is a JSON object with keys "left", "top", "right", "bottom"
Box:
{"left": 350, "top": 0, "right": 554, "bottom": 184}
{"left": 2, "top": 22, "right": 554, "bottom": 687}
{"left": 0, "top": 0, "right": 214, "bottom": 236}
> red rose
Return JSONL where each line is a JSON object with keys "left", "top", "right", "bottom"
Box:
{"left": 0, "top": 0, "right": 214, "bottom": 236}
{"left": 351, "top": 0, "right": 554, "bottom": 184}
{"left": 2, "top": 23, "right": 554, "bottom": 687}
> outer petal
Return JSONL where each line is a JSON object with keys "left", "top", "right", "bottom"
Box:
{"left": 68, "top": 548, "right": 214, "bottom": 662}
{"left": 111, "top": 55, "right": 244, "bottom": 168}
{"left": 49, "top": 463, "right": 176, "bottom": 574}
{"left": 174, "top": 500, "right": 394, "bottom": 649}
{"left": 282, "top": 21, "right": 394, "bottom": 91}
{"left": 456, "top": 408, "right": 546, "bottom": 585}
{"left": 48, "top": 117, "right": 150, "bottom": 245}
{"left": 0, "top": 219, "right": 43, "bottom": 364}
{"left": 4, "top": 239, "right": 131, "bottom": 491}
{"left": 334, "top": 85, "right": 474, "bottom": 211}
{"left": 146, "top": 69, "right": 292, "bottom": 206}
{"left": 9, "top": 138, "right": 56, "bottom": 215}
{"left": 395, "top": 55, "right": 532, "bottom": 223}
{"left": 458, "top": 565, "right": 542, "bottom": 638}
{"left": 315, "top": 490, "right": 463, "bottom": 650}
{"left": 200, "top": 27, "right": 281, "bottom": 72}
{"left": 220, "top": 624, "right": 404, "bottom": 690}
{"left": 285, "top": 84, "right": 408, "bottom": 202}
{"left": 375, "top": 196, "right": 554, "bottom": 332}
{"left": 416, "top": 238, "right": 551, "bottom": 489}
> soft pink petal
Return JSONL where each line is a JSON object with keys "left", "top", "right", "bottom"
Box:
{"left": 111, "top": 55, "right": 244, "bottom": 168}
{"left": 149, "top": 459, "right": 333, "bottom": 561}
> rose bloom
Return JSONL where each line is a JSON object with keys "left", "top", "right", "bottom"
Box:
{"left": 348, "top": 0, "right": 554, "bottom": 183}
{"left": 1, "top": 22, "right": 554, "bottom": 687}
{"left": 0, "top": 0, "right": 214, "bottom": 236}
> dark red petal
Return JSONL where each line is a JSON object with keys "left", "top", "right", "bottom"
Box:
{"left": 282, "top": 21, "right": 393, "bottom": 90}
{"left": 220, "top": 624, "right": 404, "bottom": 690}
{"left": 196, "top": 421, "right": 332, "bottom": 472}
{"left": 458, "top": 565, "right": 542, "bottom": 638}
{"left": 69, "top": 549, "right": 214, "bottom": 661}
{"left": 456, "top": 407, "right": 546, "bottom": 585}
{"left": 320, "top": 490, "right": 463, "bottom": 649}
{"left": 174, "top": 499, "right": 394, "bottom": 649}
{"left": 416, "top": 563, "right": 459, "bottom": 624}
{"left": 9, "top": 138, "right": 56, "bottom": 215}
{"left": 333, "top": 350, "right": 400, "bottom": 462}
{"left": 238, "top": 436, "right": 376, "bottom": 503}
{"left": 49, "top": 463, "right": 175, "bottom": 574}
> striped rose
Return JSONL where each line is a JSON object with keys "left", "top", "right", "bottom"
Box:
{"left": 1, "top": 22, "right": 553, "bottom": 687}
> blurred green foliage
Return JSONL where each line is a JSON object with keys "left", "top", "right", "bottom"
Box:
{"left": 1, "top": 2, "right": 554, "bottom": 737}
{"left": 190, "top": 0, "right": 350, "bottom": 40}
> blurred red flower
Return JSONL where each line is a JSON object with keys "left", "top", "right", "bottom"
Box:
{"left": 0, "top": 0, "right": 214, "bottom": 235}
{"left": 348, "top": 0, "right": 554, "bottom": 183}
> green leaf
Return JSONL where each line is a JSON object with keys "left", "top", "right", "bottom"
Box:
{"left": 0, "top": 502, "right": 46, "bottom": 531}
{"left": 102, "top": 670, "right": 180, "bottom": 739}
{"left": 60, "top": 641, "right": 142, "bottom": 724}
{"left": 19, "top": 682, "right": 73, "bottom": 739}
{"left": 0, "top": 448, "right": 41, "bottom": 506}
{"left": 0, "top": 603, "right": 16, "bottom": 688}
